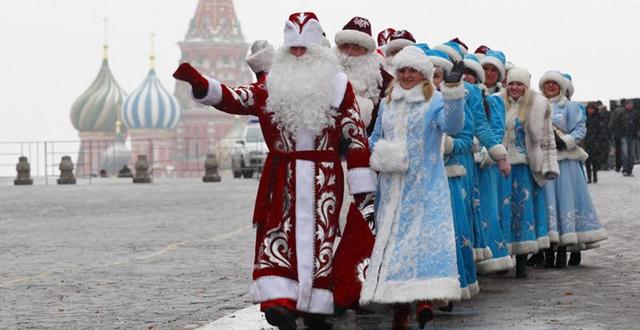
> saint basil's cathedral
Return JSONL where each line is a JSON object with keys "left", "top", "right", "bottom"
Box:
{"left": 69, "top": 0, "right": 252, "bottom": 177}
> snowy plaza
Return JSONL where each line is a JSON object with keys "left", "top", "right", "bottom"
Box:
{"left": 1, "top": 170, "right": 639, "bottom": 329}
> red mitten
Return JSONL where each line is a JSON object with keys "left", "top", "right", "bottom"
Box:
{"left": 172, "top": 63, "right": 209, "bottom": 98}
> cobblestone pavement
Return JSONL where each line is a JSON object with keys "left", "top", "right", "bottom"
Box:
{"left": 1, "top": 170, "right": 639, "bottom": 329}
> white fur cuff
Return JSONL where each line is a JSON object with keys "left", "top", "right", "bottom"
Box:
{"left": 370, "top": 139, "right": 409, "bottom": 173}
{"left": 488, "top": 144, "right": 508, "bottom": 161}
{"left": 347, "top": 167, "right": 377, "bottom": 194}
{"left": 192, "top": 76, "right": 223, "bottom": 106}
{"left": 446, "top": 164, "right": 466, "bottom": 178}
{"left": 246, "top": 45, "right": 276, "bottom": 74}
{"left": 444, "top": 135, "right": 454, "bottom": 154}
{"left": 440, "top": 82, "right": 466, "bottom": 100}
{"left": 560, "top": 134, "right": 577, "bottom": 150}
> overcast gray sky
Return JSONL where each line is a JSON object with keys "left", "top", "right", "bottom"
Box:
{"left": 1, "top": 0, "right": 639, "bottom": 142}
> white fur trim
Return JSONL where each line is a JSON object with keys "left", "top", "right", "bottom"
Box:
{"left": 362, "top": 277, "right": 462, "bottom": 304}
{"left": 460, "top": 287, "right": 471, "bottom": 300}
{"left": 577, "top": 228, "right": 607, "bottom": 245}
{"left": 347, "top": 167, "right": 377, "bottom": 194}
{"left": 294, "top": 128, "right": 315, "bottom": 311}
{"left": 476, "top": 255, "right": 514, "bottom": 274}
{"left": 246, "top": 44, "right": 276, "bottom": 74}
{"left": 384, "top": 39, "right": 415, "bottom": 57}
{"left": 192, "top": 76, "right": 223, "bottom": 106}
{"left": 334, "top": 29, "right": 376, "bottom": 52}
{"left": 463, "top": 58, "right": 485, "bottom": 83}
{"left": 428, "top": 55, "right": 453, "bottom": 73}
{"left": 548, "top": 230, "right": 559, "bottom": 244}
{"left": 480, "top": 56, "right": 506, "bottom": 81}
{"left": 538, "top": 70, "right": 568, "bottom": 94}
{"left": 370, "top": 139, "right": 408, "bottom": 173}
{"left": 392, "top": 46, "right": 433, "bottom": 81}
{"left": 473, "top": 247, "right": 492, "bottom": 261}
{"left": 560, "top": 134, "right": 577, "bottom": 150}
{"left": 508, "top": 153, "right": 528, "bottom": 165}
{"left": 537, "top": 236, "right": 550, "bottom": 250}
{"left": 471, "top": 137, "right": 481, "bottom": 153}
{"left": 433, "top": 44, "right": 462, "bottom": 62}
{"left": 443, "top": 135, "right": 454, "bottom": 154}
{"left": 331, "top": 72, "right": 349, "bottom": 109}
{"left": 391, "top": 83, "right": 426, "bottom": 103}
{"left": 488, "top": 144, "right": 508, "bottom": 161}
{"left": 283, "top": 17, "right": 325, "bottom": 48}
{"left": 558, "top": 232, "right": 578, "bottom": 247}
{"left": 446, "top": 164, "right": 467, "bottom": 177}
{"left": 479, "top": 147, "right": 495, "bottom": 168}
{"left": 510, "top": 240, "right": 539, "bottom": 255}
{"left": 483, "top": 247, "right": 493, "bottom": 260}
{"left": 557, "top": 147, "right": 588, "bottom": 161}
{"left": 440, "top": 82, "right": 466, "bottom": 100}
{"left": 250, "top": 276, "right": 334, "bottom": 314}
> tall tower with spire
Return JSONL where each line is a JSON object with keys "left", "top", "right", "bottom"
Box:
{"left": 174, "top": 0, "right": 253, "bottom": 177}
{"left": 70, "top": 18, "right": 127, "bottom": 176}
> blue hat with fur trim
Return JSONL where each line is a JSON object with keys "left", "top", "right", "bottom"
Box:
{"left": 538, "top": 70, "right": 568, "bottom": 96}
{"left": 414, "top": 43, "right": 430, "bottom": 54}
{"left": 463, "top": 54, "right": 485, "bottom": 84}
{"left": 562, "top": 73, "right": 574, "bottom": 99}
{"left": 480, "top": 50, "right": 506, "bottom": 81}
{"left": 424, "top": 49, "right": 453, "bottom": 73}
{"left": 433, "top": 41, "right": 464, "bottom": 62}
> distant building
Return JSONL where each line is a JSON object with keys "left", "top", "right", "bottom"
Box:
{"left": 70, "top": 0, "right": 254, "bottom": 177}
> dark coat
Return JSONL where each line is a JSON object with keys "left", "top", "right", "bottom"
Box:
{"left": 585, "top": 109, "right": 610, "bottom": 164}
{"left": 610, "top": 107, "right": 640, "bottom": 137}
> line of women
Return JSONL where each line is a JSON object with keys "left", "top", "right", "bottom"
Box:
{"left": 359, "top": 35, "right": 607, "bottom": 329}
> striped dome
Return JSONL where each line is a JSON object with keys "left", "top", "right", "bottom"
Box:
{"left": 122, "top": 69, "right": 180, "bottom": 130}
{"left": 70, "top": 59, "right": 127, "bottom": 132}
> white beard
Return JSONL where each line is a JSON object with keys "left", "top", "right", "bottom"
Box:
{"left": 266, "top": 45, "right": 340, "bottom": 138}
{"left": 335, "top": 49, "right": 383, "bottom": 102}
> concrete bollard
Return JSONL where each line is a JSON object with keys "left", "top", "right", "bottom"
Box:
{"left": 203, "top": 153, "right": 222, "bottom": 182}
{"left": 14, "top": 156, "right": 34, "bottom": 185}
{"left": 118, "top": 165, "right": 133, "bottom": 178}
{"left": 133, "top": 155, "right": 152, "bottom": 183}
{"left": 57, "top": 156, "right": 77, "bottom": 184}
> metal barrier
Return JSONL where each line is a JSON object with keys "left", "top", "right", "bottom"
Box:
{"left": 0, "top": 137, "right": 269, "bottom": 184}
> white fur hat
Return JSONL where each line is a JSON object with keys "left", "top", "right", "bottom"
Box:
{"left": 538, "top": 70, "right": 567, "bottom": 94}
{"left": 384, "top": 30, "right": 416, "bottom": 56}
{"left": 393, "top": 45, "right": 434, "bottom": 80}
{"left": 507, "top": 67, "right": 531, "bottom": 88}
{"left": 246, "top": 40, "right": 276, "bottom": 74}
{"left": 480, "top": 50, "right": 506, "bottom": 81}
{"left": 463, "top": 54, "right": 485, "bottom": 84}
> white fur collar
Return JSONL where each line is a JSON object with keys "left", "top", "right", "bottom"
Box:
{"left": 390, "top": 83, "right": 425, "bottom": 103}
{"left": 547, "top": 94, "right": 568, "bottom": 107}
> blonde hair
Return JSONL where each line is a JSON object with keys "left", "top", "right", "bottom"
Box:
{"left": 385, "top": 81, "right": 434, "bottom": 103}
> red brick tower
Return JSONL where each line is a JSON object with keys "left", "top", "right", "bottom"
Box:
{"left": 174, "top": 0, "right": 253, "bottom": 177}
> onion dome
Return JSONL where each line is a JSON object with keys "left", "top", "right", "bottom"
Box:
{"left": 70, "top": 44, "right": 127, "bottom": 132}
{"left": 122, "top": 39, "right": 180, "bottom": 130}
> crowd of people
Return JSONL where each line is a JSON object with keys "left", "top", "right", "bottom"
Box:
{"left": 173, "top": 12, "right": 610, "bottom": 330}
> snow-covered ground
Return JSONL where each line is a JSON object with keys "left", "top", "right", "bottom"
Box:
{"left": 1, "top": 170, "right": 639, "bottom": 329}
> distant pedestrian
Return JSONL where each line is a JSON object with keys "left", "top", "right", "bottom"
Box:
{"left": 609, "top": 100, "right": 626, "bottom": 172}
{"left": 584, "top": 102, "right": 610, "bottom": 183}
{"left": 610, "top": 99, "right": 640, "bottom": 176}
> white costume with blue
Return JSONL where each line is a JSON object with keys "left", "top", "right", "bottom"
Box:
{"left": 360, "top": 82, "right": 465, "bottom": 304}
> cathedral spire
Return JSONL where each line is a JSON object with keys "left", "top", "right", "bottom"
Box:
{"left": 103, "top": 17, "right": 109, "bottom": 60}
{"left": 149, "top": 32, "right": 156, "bottom": 70}
{"left": 185, "top": 0, "right": 244, "bottom": 43}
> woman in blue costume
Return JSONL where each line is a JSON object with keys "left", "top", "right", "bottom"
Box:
{"left": 361, "top": 46, "right": 466, "bottom": 329}
{"left": 499, "top": 67, "right": 558, "bottom": 277}
{"left": 462, "top": 53, "right": 514, "bottom": 274}
{"left": 538, "top": 71, "right": 607, "bottom": 268}
{"left": 425, "top": 48, "right": 479, "bottom": 301}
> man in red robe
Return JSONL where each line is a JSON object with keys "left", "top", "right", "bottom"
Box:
{"left": 173, "top": 12, "right": 377, "bottom": 330}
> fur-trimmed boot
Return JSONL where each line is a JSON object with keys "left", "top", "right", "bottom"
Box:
{"left": 568, "top": 251, "right": 582, "bottom": 266}
{"left": 543, "top": 248, "right": 556, "bottom": 269}
{"left": 515, "top": 255, "right": 528, "bottom": 278}
{"left": 416, "top": 301, "right": 434, "bottom": 329}
{"left": 555, "top": 246, "right": 568, "bottom": 269}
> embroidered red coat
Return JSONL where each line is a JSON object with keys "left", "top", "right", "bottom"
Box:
{"left": 194, "top": 72, "right": 377, "bottom": 314}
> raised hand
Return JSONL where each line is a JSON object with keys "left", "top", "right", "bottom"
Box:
{"left": 173, "top": 63, "right": 208, "bottom": 98}
{"left": 444, "top": 60, "right": 465, "bottom": 84}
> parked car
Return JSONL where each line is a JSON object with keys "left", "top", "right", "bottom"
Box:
{"left": 231, "top": 120, "right": 268, "bottom": 178}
